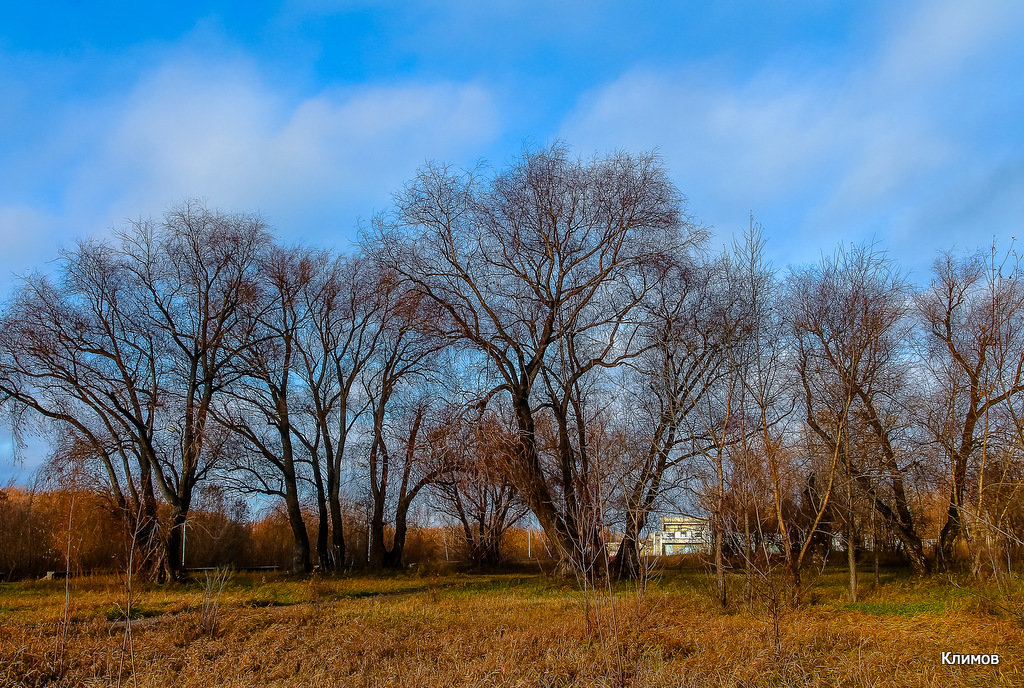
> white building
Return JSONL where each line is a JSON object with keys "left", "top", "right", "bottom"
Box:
{"left": 646, "top": 515, "right": 710, "bottom": 556}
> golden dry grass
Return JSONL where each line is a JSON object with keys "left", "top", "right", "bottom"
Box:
{"left": 0, "top": 569, "right": 1021, "bottom": 687}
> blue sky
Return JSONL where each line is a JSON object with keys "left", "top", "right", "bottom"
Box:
{"left": 2, "top": 0, "right": 1024, "bottom": 481}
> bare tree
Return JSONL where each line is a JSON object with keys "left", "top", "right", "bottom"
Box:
{"left": 432, "top": 408, "right": 529, "bottom": 568}
{"left": 610, "top": 253, "right": 743, "bottom": 586}
{"left": 916, "top": 248, "right": 1024, "bottom": 569}
{"left": 0, "top": 201, "right": 269, "bottom": 580}
{"left": 114, "top": 203, "right": 269, "bottom": 580}
{"left": 292, "top": 254, "right": 386, "bottom": 570}
{"left": 0, "top": 253, "right": 164, "bottom": 573}
{"left": 378, "top": 145, "right": 701, "bottom": 576}
{"left": 361, "top": 277, "right": 449, "bottom": 569}
{"left": 788, "top": 244, "right": 928, "bottom": 577}
{"left": 213, "top": 246, "right": 316, "bottom": 573}
{"left": 725, "top": 223, "right": 792, "bottom": 607}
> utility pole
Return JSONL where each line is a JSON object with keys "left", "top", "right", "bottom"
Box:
{"left": 181, "top": 518, "right": 188, "bottom": 569}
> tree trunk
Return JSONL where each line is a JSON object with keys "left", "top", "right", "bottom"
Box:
{"left": 368, "top": 495, "right": 387, "bottom": 569}
{"left": 511, "top": 398, "right": 579, "bottom": 571}
{"left": 846, "top": 475, "right": 858, "bottom": 601}
{"left": 310, "top": 456, "right": 332, "bottom": 571}
{"left": 872, "top": 508, "right": 880, "bottom": 587}
{"left": 368, "top": 504, "right": 409, "bottom": 570}
{"left": 384, "top": 511, "right": 407, "bottom": 569}
{"left": 847, "top": 529, "right": 858, "bottom": 602}
{"left": 329, "top": 492, "right": 346, "bottom": 570}
{"left": 743, "top": 507, "right": 753, "bottom": 608}
{"left": 136, "top": 470, "right": 166, "bottom": 582}
{"left": 163, "top": 508, "right": 186, "bottom": 582}
{"left": 283, "top": 474, "right": 312, "bottom": 573}
{"left": 611, "top": 532, "right": 642, "bottom": 581}
{"left": 610, "top": 509, "right": 645, "bottom": 581}
{"left": 937, "top": 465, "right": 967, "bottom": 569}
{"left": 787, "top": 558, "right": 803, "bottom": 606}
{"left": 285, "top": 503, "right": 312, "bottom": 574}
{"left": 861, "top": 491, "right": 929, "bottom": 575}
{"left": 714, "top": 520, "right": 727, "bottom": 608}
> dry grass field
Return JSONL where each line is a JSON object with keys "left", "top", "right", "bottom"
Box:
{"left": 1, "top": 567, "right": 1021, "bottom": 687}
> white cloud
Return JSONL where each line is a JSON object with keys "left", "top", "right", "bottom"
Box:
{"left": 562, "top": 67, "right": 947, "bottom": 239}
{"left": 877, "top": 0, "right": 1024, "bottom": 88}
{"left": 559, "top": 0, "right": 1024, "bottom": 272}
{"left": 59, "top": 57, "right": 499, "bottom": 242}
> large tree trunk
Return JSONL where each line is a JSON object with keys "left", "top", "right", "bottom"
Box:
{"left": 510, "top": 396, "right": 583, "bottom": 576}
{"left": 937, "top": 455, "right": 968, "bottom": 569}
{"left": 383, "top": 506, "right": 409, "bottom": 569}
{"left": 853, "top": 480, "right": 929, "bottom": 575}
{"left": 134, "top": 467, "right": 167, "bottom": 582}
{"left": 612, "top": 459, "right": 670, "bottom": 581}
{"left": 283, "top": 468, "right": 313, "bottom": 573}
{"left": 611, "top": 530, "right": 643, "bottom": 581}
{"left": 162, "top": 508, "right": 186, "bottom": 582}
{"left": 309, "top": 455, "right": 332, "bottom": 571}
{"left": 371, "top": 494, "right": 416, "bottom": 571}
{"left": 278, "top": 403, "right": 313, "bottom": 574}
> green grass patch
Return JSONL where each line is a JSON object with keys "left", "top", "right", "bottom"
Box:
{"left": 240, "top": 586, "right": 301, "bottom": 608}
{"left": 0, "top": 580, "right": 66, "bottom": 598}
{"left": 104, "top": 603, "right": 161, "bottom": 621}
{"left": 436, "top": 575, "right": 567, "bottom": 599}
{"left": 844, "top": 599, "right": 947, "bottom": 617}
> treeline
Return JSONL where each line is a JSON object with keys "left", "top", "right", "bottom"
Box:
{"left": 0, "top": 486, "right": 537, "bottom": 579}
{"left": 1, "top": 146, "right": 1022, "bottom": 591}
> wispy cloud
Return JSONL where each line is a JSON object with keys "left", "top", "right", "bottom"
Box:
{"left": 560, "top": 0, "right": 1024, "bottom": 274}
{"left": 0, "top": 53, "right": 499, "bottom": 288}
{"left": 83, "top": 60, "right": 497, "bottom": 215}
{"left": 877, "top": 0, "right": 1024, "bottom": 88}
